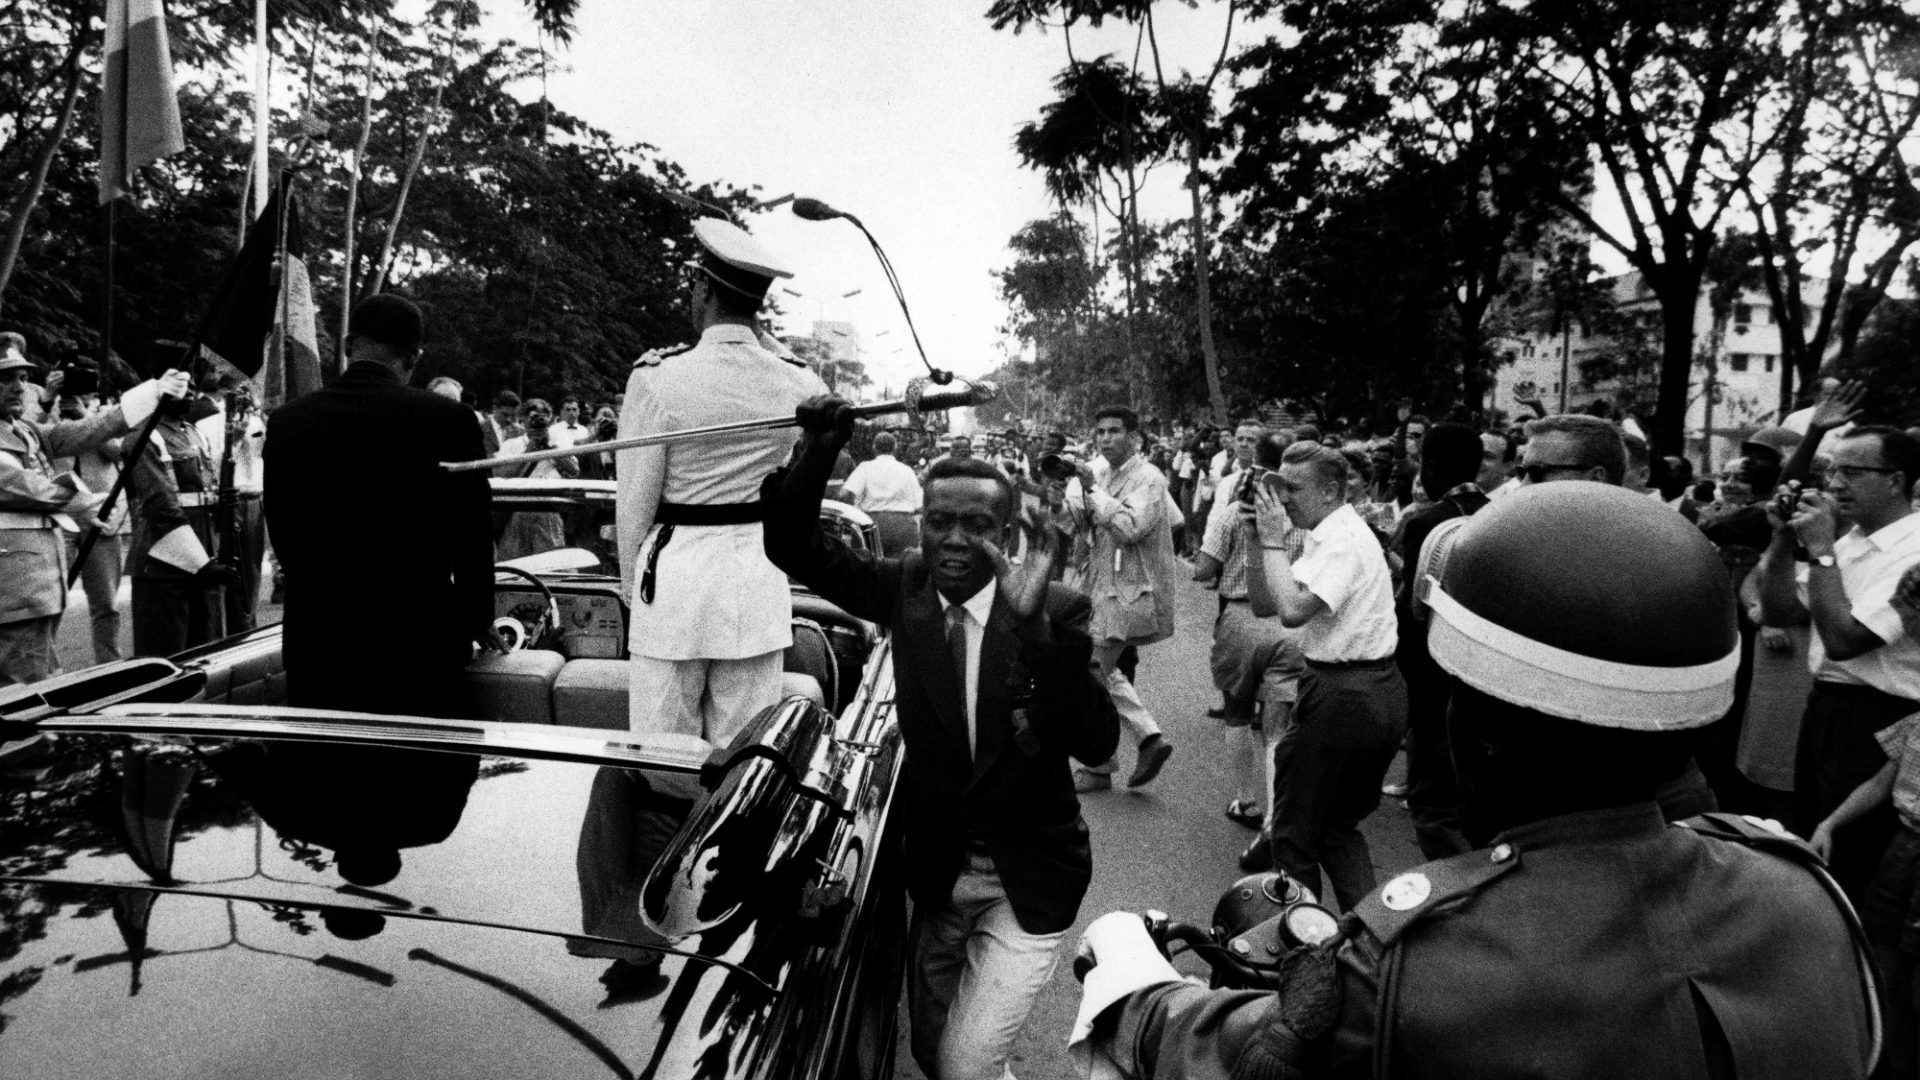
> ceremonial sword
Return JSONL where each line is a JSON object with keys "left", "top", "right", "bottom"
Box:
{"left": 442, "top": 376, "right": 999, "bottom": 473}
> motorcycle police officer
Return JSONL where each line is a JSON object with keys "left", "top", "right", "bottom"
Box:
{"left": 0, "top": 336, "right": 188, "bottom": 683}
{"left": 616, "top": 218, "right": 827, "bottom": 743}
{"left": 1071, "top": 483, "right": 1879, "bottom": 1079}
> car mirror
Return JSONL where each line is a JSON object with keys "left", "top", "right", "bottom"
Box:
{"left": 639, "top": 698, "right": 853, "bottom": 939}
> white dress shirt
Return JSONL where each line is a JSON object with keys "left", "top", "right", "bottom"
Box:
{"left": 1797, "top": 512, "right": 1920, "bottom": 701}
{"left": 938, "top": 578, "right": 997, "bottom": 757}
{"left": 840, "top": 453, "right": 923, "bottom": 513}
{"left": 1292, "top": 502, "right": 1398, "bottom": 663}
{"left": 196, "top": 405, "right": 265, "bottom": 493}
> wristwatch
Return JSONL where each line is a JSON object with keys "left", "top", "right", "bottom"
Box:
{"left": 1810, "top": 552, "right": 1838, "bottom": 568}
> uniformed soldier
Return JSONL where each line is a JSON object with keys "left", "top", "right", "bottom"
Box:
{"left": 1070, "top": 483, "right": 1880, "bottom": 1080}
{"left": 128, "top": 380, "right": 239, "bottom": 658}
{"left": 0, "top": 335, "right": 187, "bottom": 683}
{"left": 616, "top": 218, "right": 828, "bottom": 744}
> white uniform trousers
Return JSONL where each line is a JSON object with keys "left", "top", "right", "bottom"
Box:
{"left": 628, "top": 650, "right": 784, "bottom": 746}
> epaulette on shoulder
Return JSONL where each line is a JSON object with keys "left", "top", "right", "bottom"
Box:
{"left": 1675, "top": 812, "right": 1821, "bottom": 864}
{"left": 1352, "top": 843, "right": 1523, "bottom": 947}
{"left": 634, "top": 342, "right": 693, "bottom": 369}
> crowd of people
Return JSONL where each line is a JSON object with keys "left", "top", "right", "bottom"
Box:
{"left": 820, "top": 381, "right": 1920, "bottom": 1078}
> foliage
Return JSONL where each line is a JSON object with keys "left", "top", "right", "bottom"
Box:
{"left": 0, "top": 0, "right": 748, "bottom": 405}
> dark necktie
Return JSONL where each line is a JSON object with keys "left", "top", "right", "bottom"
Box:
{"left": 946, "top": 604, "right": 971, "bottom": 755}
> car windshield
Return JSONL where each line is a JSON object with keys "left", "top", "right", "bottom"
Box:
{"left": 491, "top": 478, "right": 620, "bottom": 573}
{"left": 487, "top": 478, "right": 874, "bottom": 574}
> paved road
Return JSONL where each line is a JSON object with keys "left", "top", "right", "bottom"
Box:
{"left": 899, "top": 569, "right": 1424, "bottom": 1080}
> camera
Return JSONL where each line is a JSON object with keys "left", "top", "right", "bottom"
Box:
{"left": 1039, "top": 453, "right": 1078, "bottom": 483}
{"left": 596, "top": 417, "right": 618, "bottom": 441}
{"left": 1238, "top": 467, "right": 1266, "bottom": 506}
{"left": 1774, "top": 479, "right": 1803, "bottom": 522}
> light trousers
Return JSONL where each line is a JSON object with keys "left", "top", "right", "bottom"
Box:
{"left": 628, "top": 650, "right": 783, "bottom": 746}
{"left": 909, "top": 851, "right": 1065, "bottom": 1080}
{"left": 1082, "top": 640, "right": 1162, "bottom": 775}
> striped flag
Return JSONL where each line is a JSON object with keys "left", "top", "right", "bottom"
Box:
{"left": 99, "top": 0, "right": 186, "bottom": 204}
{"left": 262, "top": 200, "right": 321, "bottom": 409}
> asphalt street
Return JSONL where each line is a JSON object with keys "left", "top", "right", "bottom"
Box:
{"left": 47, "top": 560, "right": 1422, "bottom": 1080}
{"left": 899, "top": 567, "right": 1424, "bottom": 1080}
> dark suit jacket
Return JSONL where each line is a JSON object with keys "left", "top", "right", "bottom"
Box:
{"left": 264, "top": 362, "right": 494, "bottom": 716}
{"left": 762, "top": 444, "right": 1120, "bottom": 934}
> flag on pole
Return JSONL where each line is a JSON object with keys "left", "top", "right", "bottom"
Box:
{"left": 99, "top": 0, "right": 186, "bottom": 204}
{"left": 262, "top": 203, "right": 321, "bottom": 409}
{"left": 197, "top": 184, "right": 319, "bottom": 407}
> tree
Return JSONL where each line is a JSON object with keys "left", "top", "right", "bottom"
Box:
{"left": 1459, "top": 0, "right": 1792, "bottom": 454}
{"left": 1739, "top": 0, "right": 1920, "bottom": 414}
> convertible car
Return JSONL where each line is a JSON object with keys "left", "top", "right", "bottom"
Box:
{"left": 0, "top": 479, "right": 906, "bottom": 1080}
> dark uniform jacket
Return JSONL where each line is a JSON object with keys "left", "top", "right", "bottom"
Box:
{"left": 127, "top": 414, "right": 218, "bottom": 581}
{"left": 762, "top": 442, "right": 1120, "bottom": 935}
{"left": 1102, "top": 804, "right": 1876, "bottom": 1080}
{"left": 264, "top": 363, "right": 493, "bottom": 716}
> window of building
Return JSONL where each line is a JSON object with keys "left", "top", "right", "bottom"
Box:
{"left": 1734, "top": 303, "right": 1753, "bottom": 324}
{"left": 1764, "top": 355, "right": 1775, "bottom": 373}
{"left": 1728, "top": 353, "right": 1750, "bottom": 372}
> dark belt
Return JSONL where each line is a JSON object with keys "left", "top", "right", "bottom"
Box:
{"left": 640, "top": 501, "right": 765, "bottom": 604}
{"left": 1306, "top": 656, "right": 1395, "bottom": 672}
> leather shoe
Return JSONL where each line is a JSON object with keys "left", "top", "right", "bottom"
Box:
{"left": 1074, "top": 769, "right": 1112, "bottom": 794}
{"left": 1238, "top": 838, "right": 1273, "bottom": 873}
{"left": 1126, "top": 735, "right": 1173, "bottom": 788}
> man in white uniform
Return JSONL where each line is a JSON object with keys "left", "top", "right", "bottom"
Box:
{"left": 617, "top": 218, "right": 828, "bottom": 744}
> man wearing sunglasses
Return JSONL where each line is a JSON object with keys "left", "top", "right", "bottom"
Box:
{"left": 1515, "top": 414, "right": 1624, "bottom": 486}
{"left": 1758, "top": 425, "right": 1920, "bottom": 903}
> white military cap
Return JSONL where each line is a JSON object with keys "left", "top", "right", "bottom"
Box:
{"left": 691, "top": 217, "right": 792, "bottom": 300}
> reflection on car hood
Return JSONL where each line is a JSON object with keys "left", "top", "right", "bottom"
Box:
{"left": 0, "top": 729, "right": 877, "bottom": 1078}
{"left": 0, "top": 885, "right": 767, "bottom": 1080}
{"left": 0, "top": 733, "right": 849, "bottom": 983}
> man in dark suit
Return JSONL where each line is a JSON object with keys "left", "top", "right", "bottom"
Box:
{"left": 1390, "top": 422, "right": 1492, "bottom": 859}
{"left": 264, "top": 295, "right": 496, "bottom": 717}
{"left": 763, "top": 395, "right": 1119, "bottom": 1080}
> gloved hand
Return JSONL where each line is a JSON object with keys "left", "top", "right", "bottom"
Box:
{"left": 1069, "top": 911, "right": 1185, "bottom": 1079}
{"left": 156, "top": 369, "right": 191, "bottom": 399}
{"left": 193, "top": 560, "right": 242, "bottom": 588}
{"left": 795, "top": 394, "right": 854, "bottom": 447}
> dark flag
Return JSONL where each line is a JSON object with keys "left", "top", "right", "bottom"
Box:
{"left": 198, "top": 185, "right": 320, "bottom": 406}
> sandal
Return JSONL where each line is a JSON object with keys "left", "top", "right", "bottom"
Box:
{"left": 1225, "top": 800, "right": 1264, "bottom": 829}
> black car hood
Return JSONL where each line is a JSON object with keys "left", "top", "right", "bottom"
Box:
{"left": 0, "top": 883, "right": 783, "bottom": 1080}
{"left": 0, "top": 730, "right": 869, "bottom": 1079}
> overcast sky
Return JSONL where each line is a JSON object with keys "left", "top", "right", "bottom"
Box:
{"left": 483, "top": 0, "right": 1257, "bottom": 393}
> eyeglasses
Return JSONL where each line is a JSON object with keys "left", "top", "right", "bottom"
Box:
{"left": 1519, "top": 463, "right": 1589, "bottom": 483}
{"left": 1824, "top": 464, "right": 1900, "bottom": 483}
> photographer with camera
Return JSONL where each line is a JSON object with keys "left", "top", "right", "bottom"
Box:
{"left": 1072, "top": 485, "right": 1878, "bottom": 1080}
{"left": 1758, "top": 425, "right": 1920, "bottom": 903}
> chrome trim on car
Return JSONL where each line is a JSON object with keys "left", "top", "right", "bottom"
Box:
{"left": 61, "top": 704, "right": 713, "bottom": 772}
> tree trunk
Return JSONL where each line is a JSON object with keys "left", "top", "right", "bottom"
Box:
{"left": 362, "top": 76, "right": 444, "bottom": 301}
{"left": 1186, "top": 145, "right": 1227, "bottom": 426}
{"left": 1650, "top": 280, "right": 1697, "bottom": 457}
{"left": 0, "top": 46, "right": 84, "bottom": 309}
{"left": 338, "top": 24, "right": 379, "bottom": 369}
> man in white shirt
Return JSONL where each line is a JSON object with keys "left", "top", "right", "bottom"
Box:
{"left": 550, "top": 397, "right": 590, "bottom": 449}
{"left": 839, "top": 431, "right": 923, "bottom": 555}
{"left": 1244, "top": 439, "right": 1406, "bottom": 912}
{"left": 197, "top": 382, "right": 268, "bottom": 631}
{"left": 1759, "top": 424, "right": 1920, "bottom": 901}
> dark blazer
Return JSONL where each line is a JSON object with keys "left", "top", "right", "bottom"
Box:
{"left": 264, "top": 362, "right": 494, "bottom": 716}
{"left": 762, "top": 445, "right": 1120, "bottom": 935}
